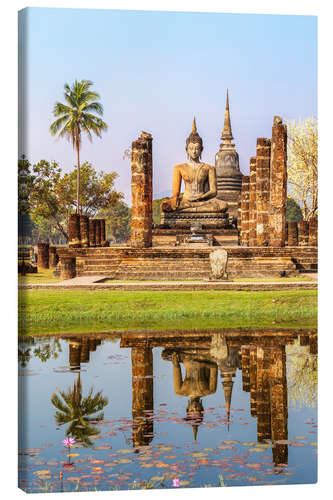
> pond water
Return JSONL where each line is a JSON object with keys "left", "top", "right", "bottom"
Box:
{"left": 18, "top": 330, "right": 317, "bottom": 493}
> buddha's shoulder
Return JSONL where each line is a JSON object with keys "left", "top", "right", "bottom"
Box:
{"left": 200, "top": 162, "right": 215, "bottom": 170}
{"left": 173, "top": 163, "right": 189, "bottom": 170}
{"left": 173, "top": 162, "right": 215, "bottom": 169}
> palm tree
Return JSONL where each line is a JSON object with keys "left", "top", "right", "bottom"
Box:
{"left": 50, "top": 79, "right": 107, "bottom": 214}
{"left": 51, "top": 373, "right": 108, "bottom": 447}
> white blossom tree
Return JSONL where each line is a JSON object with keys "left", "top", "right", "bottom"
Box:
{"left": 287, "top": 117, "right": 318, "bottom": 221}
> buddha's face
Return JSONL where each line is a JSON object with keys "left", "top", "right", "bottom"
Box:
{"left": 187, "top": 142, "right": 202, "bottom": 161}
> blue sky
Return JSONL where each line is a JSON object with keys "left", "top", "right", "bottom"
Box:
{"left": 18, "top": 7, "right": 317, "bottom": 203}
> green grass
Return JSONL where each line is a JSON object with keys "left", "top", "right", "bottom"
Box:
{"left": 18, "top": 268, "right": 62, "bottom": 284}
{"left": 18, "top": 289, "right": 317, "bottom": 336}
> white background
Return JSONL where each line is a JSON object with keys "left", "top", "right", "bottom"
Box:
{"left": 1, "top": 0, "right": 331, "bottom": 498}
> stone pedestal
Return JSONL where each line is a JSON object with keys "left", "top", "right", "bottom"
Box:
{"left": 249, "top": 157, "right": 257, "bottom": 246}
{"left": 130, "top": 131, "right": 153, "bottom": 248}
{"left": 256, "top": 138, "right": 271, "bottom": 246}
{"left": 298, "top": 220, "right": 309, "bottom": 246}
{"left": 308, "top": 217, "right": 318, "bottom": 246}
{"left": 240, "top": 176, "right": 250, "bottom": 246}
{"left": 37, "top": 242, "right": 49, "bottom": 269}
{"left": 80, "top": 215, "right": 89, "bottom": 247}
{"left": 49, "top": 246, "right": 58, "bottom": 268}
{"left": 269, "top": 117, "right": 287, "bottom": 247}
{"left": 89, "top": 219, "right": 96, "bottom": 247}
{"left": 287, "top": 222, "right": 298, "bottom": 246}
{"left": 68, "top": 214, "right": 81, "bottom": 248}
{"left": 60, "top": 256, "right": 76, "bottom": 280}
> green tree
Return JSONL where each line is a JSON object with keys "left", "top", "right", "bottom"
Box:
{"left": 18, "top": 154, "right": 34, "bottom": 214}
{"left": 99, "top": 200, "right": 131, "bottom": 243}
{"left": 152, "top": 197, "right": 168, "bottom": 225}
{"left": 286, "top": 197, "right": 303, "bottom": 222}
{"left": 50, "top": 79, "right": 107, "bottom": 214}
{"left": 51, "top": 373, "right": 108, "bottom": 447}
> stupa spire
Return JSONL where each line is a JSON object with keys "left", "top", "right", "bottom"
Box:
{"left": 192, "top": 116, "right": 197, "bottom": 133}
{"left": 221, "top": 89, "right": 233, "bottom": 144}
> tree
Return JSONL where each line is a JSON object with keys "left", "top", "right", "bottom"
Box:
{"left": 286, "top": 197, "right": 303, "bottom": 222}
{"left": 18, "top": 154, "right": 34, "bottom": 214}
{"left": 51, "top": 373, "right": 108, "bottom": 447}
{"left": 152, "top": 197, "right": 168, "bottom": 225}
{"left": 29, "top": 159, "right": 123, "bottom": 241}
{"left": 287, "top": 117, "right": 318, "bottom": 221}
{"left": 50, "top": 79, "right": 107, "bottom": 214}
{"left": 98, "top": 200, "right": 131, "bottom": 243}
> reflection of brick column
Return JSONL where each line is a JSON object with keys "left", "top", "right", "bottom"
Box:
{"left": 130, "top": 132, "right": 153, "bottom": 248}
{"left": 80, "top": 215, "right": 89, "bottom": 247}
{"left": 249, "top": 347, "right": 257, "bottom": 417}
{"left": 131, "top": 347, "right": 154, "bottom": 447}
{"left": 256, "top": 139, "right": 271, "bottom": 246}
{"left": 287, "top": 222, "right": 298, "bottom": 246}
{"left": 89, "top": 219, "right": 96, "bottom": 247}
{"left": 256, "top": 347, "right": 271, "bottom": 441}
{"left": 298, "top": 220, "right": 309, "bottom": 246}
{"left": 241, "top": 347, "right": 250, "bottom": 392}
{"left": 37, "top": 243, "right": 49, "bottom": 269}
{"left": 269, "top": 117, "right": 287, "bottom": 247}
{"left": 270, "top": 346, "right": 288, "bottom": 465}
{"left": 249, "top": 157, "right": 257, "bottom": 246}
{"left": 240, "top": 176, "right": 250, "bottom": 246}
{"left": 68, "top": 214, "right": 81, "bottom": 248}
{"left": 308, "top": 217, "right": 318, "bottom": 246}
{"left": 69, "top": 339, "right": 82, "bottom": 370}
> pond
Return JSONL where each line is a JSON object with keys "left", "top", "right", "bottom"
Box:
{"left": 18, "top": 329, "right": 317, "bottom": 493}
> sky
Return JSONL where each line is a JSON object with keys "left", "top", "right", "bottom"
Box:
{"left": 18, "top": 7, "right": 317, "bottom": 204}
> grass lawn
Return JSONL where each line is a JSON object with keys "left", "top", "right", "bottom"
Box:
{"left": 18, "top": 288, "right": 317, "bottom": 335}
{"left": 18, "top": 268, "right": 62, "bottom": 284}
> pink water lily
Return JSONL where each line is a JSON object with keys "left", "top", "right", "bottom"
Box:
{"left": 62, "top": 437, "right": 76, "bottom": 447}
{"left": 172, "top": 478, "right": 180, "bottom": 487}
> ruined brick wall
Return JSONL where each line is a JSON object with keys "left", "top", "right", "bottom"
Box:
{"left": 240, "top": 176, "right": 250, "bottom": 246}
{"left": 308, "top": 217, "right": 318, "bottom": 246}
{"left": 95, "top": 219, "right": 101, "bottom": 247}
{"left": 68, "top": 214, "right": 81, "bottom": 248}
{"left": 89, "top": 219, "right": 96, "bottom": 247}
{"left": 130, "top": 132, "right": 153, "bottom": 248}
{"left": 256, "top": 139, "right": 271, "bottom": 246}
{"left": 80, "top": 215, "right": 89, "bottom": 247}
{"left": 287, "top": 222, "right": 298, "bottom": 246}
{"left": 248, "top": 157, "right": 257, "bottom": 246}
{"left": 269, "top": 117, "right": 288, "bottom": 247}
{"left": 298, "top": 220, "right": 309, "bottom": 246}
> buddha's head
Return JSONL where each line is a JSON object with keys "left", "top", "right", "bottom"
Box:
{"left": 186, "top": 117, "right": 203, "bottom": 160}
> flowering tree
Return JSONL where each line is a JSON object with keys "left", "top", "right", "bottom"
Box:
{"left": 287, "top": 117, "right": 318, "bottom": 221}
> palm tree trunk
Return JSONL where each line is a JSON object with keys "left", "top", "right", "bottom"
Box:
{"left": 76, "top": 143, "right": 80, "bottom": 215}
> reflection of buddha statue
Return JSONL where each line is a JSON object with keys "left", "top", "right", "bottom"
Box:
{"left": 161, "top": 119, "right": 228, "bottom": 215}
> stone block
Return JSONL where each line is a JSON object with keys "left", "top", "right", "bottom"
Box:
{"left": 37, "top": 242, "right": 49, "bottom": 269}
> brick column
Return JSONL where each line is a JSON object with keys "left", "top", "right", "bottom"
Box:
{"left": 131, "top": 347, "right": 154, "bottom": 447}
{"left": 68, "top": 214, "right": 81, "bottom": 248}
{"left": 248, "top": 157, "right": 257, "bottom": 246}
{"left": 89, "top": 219, "right": 96, "bottom": 247}
{"left": 95, "top": 219, "right": 101, "bottom": 247}
{"left": 37, "top": 242, "right": 49, "bottom": 269}
{"left": 100, "top": 219, "right": 106, "bottom": 246}
{"left": 49, "top": 246, "right": 58, "bottom": 268}
{"left": 237, "top": 196, "right": 242, "bottom": 236}
{"left": 256, "top": 138, "right": 271, "bottom": 246}
{"left": 298, "top": 220, "right": 309, "bottom": 246}
{"left": 269, "top": 116, "right": 287, "bottom": 247}
{"left": 240, "top": 175, "right": 250, "bottom": 246}
{"left": 308, "top": 217, "right": 318, "bottom": 246}
{"left": 60, "top": 256, "right": 76, "bottom": 280}
{"left": 80, "top": 215, "right": 89, "bottom": 247}
{"left": 130, "top": 131, "right": 153, "bottom": 248}
{"left": 287, "top": 221, "right": 298, "bottom": 246}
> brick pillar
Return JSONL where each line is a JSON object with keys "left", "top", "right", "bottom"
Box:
{"left": 100, "top": 219, "right": 106, "bottom": 246}
{"left": 89, "top": 219, "right": 96, "bottom": 247}
{"left": 298, "top": 220, "right": 309, "bottom": 246}
{"left": 68, "top": 214, "right": 81, "bottom": 248}
{"left": 130, "top": 131, "right": 153, "bottom": 248}
{"left": 248, "top": 157, "right": 257, "bottom": 246}
{"left": 256, "top": 138, "right": 271, "bottom": 246}
{"left": 80, "top": 215, "right": 89, "bottom": 247}
{"left": 240, "top": 176, "right": 250, "bottom": 246}
{"left": 287, "top": 222, "right": 298, "bottom": 246}
{"left": 237, "top": 196, "right": 242, "bottom": 237}
{"left": 95, "top": 219, "right": 101, "bottom": 247}
{"left": 131, "top": 347, "right": 154, "bottom": 447}
{"left": 269, "top": 116, "right": 287, "bottom": 247}
{"left": 60, "top": 256, "right": 76, "bottom": 280}
{"left": 308, "top": 217, "right": 318, "bottom": 246}
{"left": 270, "top": 346, "right": 288, "bottom": 465}
{"left": 37, "top": 242, "right": 49, "bottom": 269}
{"left": 49, "top": 246, "right": 58, "bottom": 268}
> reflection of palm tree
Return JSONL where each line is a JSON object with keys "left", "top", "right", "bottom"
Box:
{"left": 51, "top": 373, "right": 108, "bottom": 447}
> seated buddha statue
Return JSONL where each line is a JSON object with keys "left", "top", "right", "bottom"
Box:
{"left": 161, "top": 118, "right": 228, "bottom": 214}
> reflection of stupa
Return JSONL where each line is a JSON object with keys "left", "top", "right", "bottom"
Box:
{"left": 68, "top": 337, "right": 102, "bottom": 370}
{"left": 215, "top": 90, "right": 243, "bottom": 218}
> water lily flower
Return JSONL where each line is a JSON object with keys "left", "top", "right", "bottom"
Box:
{"left": 62, "top": 437, "right": 76, "bottom": 447}
{"left": 172, "top": 478, "right": 180, "bottom": 487}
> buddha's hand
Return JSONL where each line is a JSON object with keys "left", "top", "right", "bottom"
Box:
{"left": 161, "top": 196, "right": 179, "bottom": 212}
{"left": 172, "top": 352, "right": 180, "bottom": 365}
